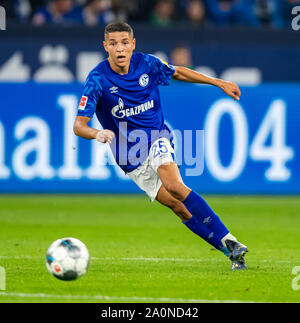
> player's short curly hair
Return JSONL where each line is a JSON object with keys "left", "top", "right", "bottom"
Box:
{"left": 104, "top": 22, "right": 134, "bottom": 38}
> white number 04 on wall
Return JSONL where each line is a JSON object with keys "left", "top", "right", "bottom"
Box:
{"left": 205, "top": 99, "right": 294, "bottom": 182}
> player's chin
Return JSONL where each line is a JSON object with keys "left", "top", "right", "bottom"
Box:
{"left": 116, "top": 59, "right": 128, "bottom": 67}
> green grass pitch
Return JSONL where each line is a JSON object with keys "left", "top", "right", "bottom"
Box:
{"left": 0, "top": 194, "right": 300, "bottom": 303}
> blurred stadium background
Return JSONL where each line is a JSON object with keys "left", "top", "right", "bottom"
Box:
{"left": 0, "top": 0, "right": 299, "bottom": 194}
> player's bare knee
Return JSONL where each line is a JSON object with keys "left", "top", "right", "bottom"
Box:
{"left": 164, "top": 181, "right": 186, "bottom": 200}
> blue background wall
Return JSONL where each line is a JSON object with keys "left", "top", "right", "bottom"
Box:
{"left": 0, "top": 82, "right": 298, "bottom": 193}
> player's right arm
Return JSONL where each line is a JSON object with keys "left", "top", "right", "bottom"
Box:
{"left": 73, "top": 116, "right": 114, "bottom": 144}
{"left": 74, "top": 70, "right": 115, "bottom": 144}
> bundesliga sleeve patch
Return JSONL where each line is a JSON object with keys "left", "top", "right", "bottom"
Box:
{"left": 78, "top": 96, "right": 88, "bottom": 110}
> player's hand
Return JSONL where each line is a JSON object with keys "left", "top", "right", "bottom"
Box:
{"left": 219, "top": 80, "right": 241, "bottom": 101}
{"left": 96, "top": 129, "right": 115, "bottom": 144}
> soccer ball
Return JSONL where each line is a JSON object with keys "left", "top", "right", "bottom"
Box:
{"left": 46, "top": 237, "right": 89, "bottom": 281}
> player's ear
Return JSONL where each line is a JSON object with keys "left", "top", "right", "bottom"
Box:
{"left": 132, "top": 38, "right": 136, "bottom": 50}
{"left": 102, "top": 41, "right": 108, "bottom": 52}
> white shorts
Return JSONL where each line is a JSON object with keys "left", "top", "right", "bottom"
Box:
{"left": 127, "top": 137, "right": 175, "bottom": 202}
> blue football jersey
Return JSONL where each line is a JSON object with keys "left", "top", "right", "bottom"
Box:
{"left": 77, "top": 52, "right": 176, "bottom": 173}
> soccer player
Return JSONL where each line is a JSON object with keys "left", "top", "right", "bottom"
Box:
{"left": 73, "top": 22, "right": 248, "bottom": 270}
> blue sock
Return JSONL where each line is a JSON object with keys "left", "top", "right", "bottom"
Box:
{"left": 182, "top": 191, "right": 230, "bottom": 251}
{"left": 183, "top": 216, "right": 220, "bottom": 249}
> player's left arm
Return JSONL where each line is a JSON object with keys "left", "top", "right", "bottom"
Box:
{"left": 172, "top": 66, "right": 241, "bottom": 101}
